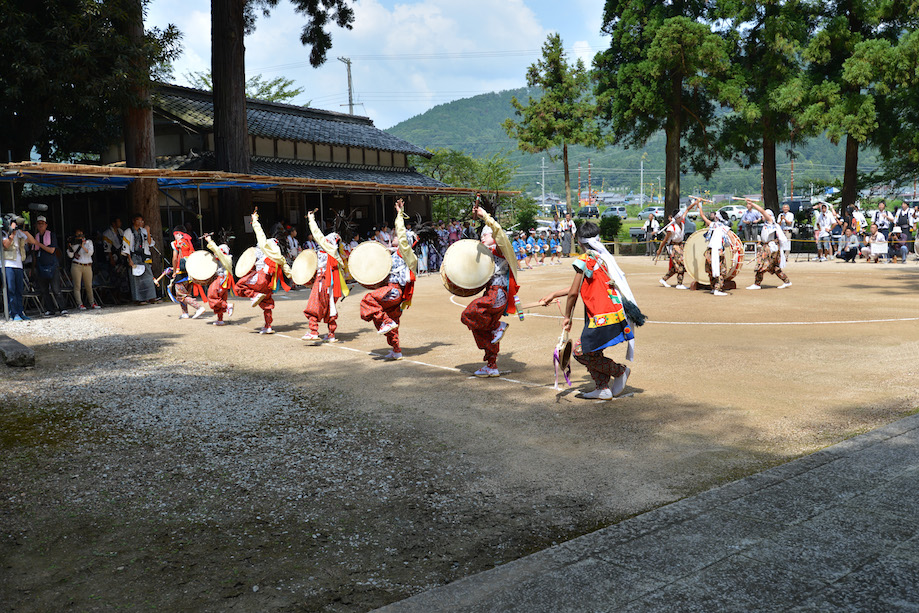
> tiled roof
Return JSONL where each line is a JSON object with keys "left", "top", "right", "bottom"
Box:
{"left": 248, "top": 158, "right": 448, "bottom": 189}
{"left": 153, "top": 83, "right": 432, "bottom": 158}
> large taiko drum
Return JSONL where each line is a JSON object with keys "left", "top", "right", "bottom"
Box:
{"left": 291, "top": 249, "right": 319, "bottom": 285}
{"left": 234, "top": 246, "right": 257, "bottom": 278}
{"left": 185, "top": 250, "right": 219, "bottom": 283}
{"left": 684, "top": 229, "right": 744, "bottom": 284}
{"left": 440, "top": 239, "right": 495, "bottom": 297}
{"left": 348, "top": 241, "right": 391, "bottom": 289}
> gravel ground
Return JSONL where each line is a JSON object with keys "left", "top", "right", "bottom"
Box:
{"left": 2, "top": 258, "right": 918, "bottom": 611}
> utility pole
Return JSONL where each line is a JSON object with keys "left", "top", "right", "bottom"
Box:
{"left": 639, "top": 155, "right": 644, "bottom": 206}
{"left": 338, "top": 57, "right": 353, "bottom": 115}
{"left": 587, "top": 158, "right": 592, "bottom": 203}
{"left": 541, "top": 157, "right": 545, "bottom": 208}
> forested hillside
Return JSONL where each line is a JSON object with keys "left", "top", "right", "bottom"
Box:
{"left": 386, "top": 88, "right": 877, "bottom": 199}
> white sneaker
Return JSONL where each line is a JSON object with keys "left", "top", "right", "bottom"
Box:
{"left": 324, "top": 335, "right": 338, "bottom": 343}
{"left": 675, "top": 284, "right": 688, "bottom": 290}
{"left": 251, "top": 293, "right": 266, "bottom": 307}
{"left": 746, "top": 284, "right": 761, "bottom": 290}
{"left": 492, "top": 322, "right": 508, "bottom": 343}
{"left": 712, "top": 290, "right": 729, "bottom": 296}
{"left": 385, "top": 350, "right": 403, "bottom": 360}
{"left": 777, "top": 282, "right": 792, "bottom": 289}
{"left": 227, "top": 303, "right": 234, "bottom": 317}
{"left": 473, "top": 366, "right": 500, "bottom": 377}
{"left": 191, "top": 306, "right": 206, "bottom": 319}
{"left": 213, "top": 320, "right": 227, "bottom": 326}
{"left": 581, "top": 387, "right": 611, "bottom": 399}
{"left": 301, "top": 333, "right": 320, "bottom": 341}
{"left": 379, "top": 320, "right": 399, "bottom": 335}
{"left": 259, "top": 326, "right": 274, "bottom": 334}
{"left": 659, "top": 278, "right": 671, "bottom": 288}
{"left": 611, "top": 366, "right": 631, "bottom": 396}
{"left": 179, "top": 313, "right": 190, "bottom": 319}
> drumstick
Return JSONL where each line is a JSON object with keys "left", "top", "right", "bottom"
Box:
{"left": 154, "top": 267, "right": 173, "bottom": 286}
{"left": 518, "top": 299, "right": 560, "bottom": 310}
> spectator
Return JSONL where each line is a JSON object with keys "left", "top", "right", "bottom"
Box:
{"left": 101, "top": 215, "right": 128, "bottom": 298}
{"left": 2, "top": 215, "right": 37, "bottom": 320}
{"left": 740, "top": 202, "right": 762, "bottom": 242}
{"left": 831, "top": 215, "right": 846, "bottom": 254}
{"left": 852, "top": 202, "right": 868, "bottom": 234}
{"left": 286, "top": 227, "right": 301, "bottom": 260}
{"left": 66, "top": 228, "right": 100, "bottom": 310}
{"left": 860, "top": 223, "right": 887, "bottom": 262}
{"left": 835, "top": 227, "right": 859, "bottom": 263}
{"left": 302, "top": 232, "right": 318, "bottom": 252}
{"left": 642, "top": 214, "right": 660, "bottom": 255}
{"left": 872, "top": 201, "right": 893, "bottom": 238}
{"left": 31, "top": 216, "right": 68, "bottom": 316}
{"left": 889, "top": 226, "right": 908, "bottom": 263}
{"left": 560, "top": 213, "right": 576, "bottom": 256}
{"left": 814, "top": 203, "right": 836, "bottom": 261}
{"left": 893, "top": 202, "right": 913, "bottom": 241}
{"left": 380, "top": 223, "right": 392, "bottom": 244}
{"left": 121, "top": 213, "right": 158, "bottom": 304}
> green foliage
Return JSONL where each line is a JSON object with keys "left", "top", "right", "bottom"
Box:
{"left": 503, "top": 33, "right": 601, "bottom": 210}
{"left": 0, "top": 0, "right": 181, "bottom": 162}
{"left": 599, "top": 215, "right": 622, "bottom": 241}
{"left": 514, "top": 201, "right": 539, "bottom": 233}
{"left": 183, "top": 71, "right": 307, "bottom": 103}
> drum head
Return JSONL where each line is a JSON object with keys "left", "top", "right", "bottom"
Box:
{"left": 291, "top": 249, "right": 319, "bottom": 285}
{"left": 441, "top": 239, "right": 495, "bottom": 292}
{"left": 683, "top": 230, "right": 710, "bottom": 282}
{"left": 234, "top": 246, "right": 257, "bottom": 278}
{"left": 348, "top": 241, "right": 391, "bottom": 289}
{"left": 185, "top": 250, "right": 218, "bottom": 282}
{"left": 131, "top": 264, "right": 146, "bottom": 277}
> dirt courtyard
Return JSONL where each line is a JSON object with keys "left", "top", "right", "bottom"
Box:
{"left": 2, "top": 253, "right": 919, "bottom": 611}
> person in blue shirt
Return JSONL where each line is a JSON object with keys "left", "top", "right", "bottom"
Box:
{"left": 526, "top": 230, "right": 539, "bottom": 267}
{"left": 536, "top": 231, "right": 549, "bottom": 265}
{"left": 549, "top": 233, "right": 561, "bottom": 265}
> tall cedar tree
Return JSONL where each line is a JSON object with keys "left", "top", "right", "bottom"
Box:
{"left": 717, "top": 0, "right": 815, "bottom": 210}
{"left": 503, "top": 34, "right": 601, "bottom": 215}
{"left": 211, "top": 0, "right": 353, "bottom": 231}
{"left": 594, "top": 1, "right": 743, "bottom": 218}
{"left": 787, "top": 0, "right": 911, "bottom": 209}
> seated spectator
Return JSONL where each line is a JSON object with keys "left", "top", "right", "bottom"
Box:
{"left": 860, "top": 223, "right": 887, "bottom": 262}
{"left": 889, "top": 226, "right": 908, "bottom": 263}
{"left": 66, "top": 228, "right": 100, "bottom": 310}
{"left": 835, "top": 228, "right": 859, "bottom": 263}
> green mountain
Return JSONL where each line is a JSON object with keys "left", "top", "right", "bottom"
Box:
{"left": 386, "top": 88, "right": 874, "bottom": 200}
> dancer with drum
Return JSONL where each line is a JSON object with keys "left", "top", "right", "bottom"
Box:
{"left": 539, "top": 221, "right": 644, "bottom": 399}
{"left": 303, "top": 210, "right": 350, "bottom": 342}
{"left": 169, "top": 227, "right": 206, "bottom": 320}
{"left": 458, "top": 199, "right": 520, "bottom": 377}
{"left": 655, "top": 202, "right": 692, "bottom": 290}
{"left": 359, "top": 199, "right": 417, "bottom": 360}
{"left": 203, "top": 234, "right": 235, "bottom": 325}
{"left": 743, "top": 200, "right": 792, "bottom": 290}
{"left": 695, "top": 203, "right": 732, "bottom": 296}
{"left": 235, "top": 209, "right": 293, "bottom": 334}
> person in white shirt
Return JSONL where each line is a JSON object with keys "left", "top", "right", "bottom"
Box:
{"left": 860, "top": 223, "right": 887, "bottom": 262}
{"left": 814, "top": 203, "right": 836, "bottom": 261}
{"left": 642, "top": 214, "right": 660, "bottom": 255}
{"left": 872, "top": 201, "right": 894, "bottom": 238}
{"left": 66, "top": 228, "right": 99, "bottom": 310}
{"left": 121, "top": 213, "right": 157, "bottom": 303}
{"left": 2, "top": 217, "right": 37, "bottom": 320}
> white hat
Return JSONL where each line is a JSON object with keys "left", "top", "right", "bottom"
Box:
{"left": 891, "top": 226, "right": 902, "bottom": 234}
{"left": 36, "top": 215, "right": 47, "bottom": 222}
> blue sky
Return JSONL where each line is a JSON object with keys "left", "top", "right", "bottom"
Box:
{"left": 146, "top": 0, "right": 609, "bottom": 129}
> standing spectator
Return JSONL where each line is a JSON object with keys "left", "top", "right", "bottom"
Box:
{"left": 831, "top": 215, "right": 846, "bottom": 254}
{"left": 101, "top": 215, "right": 128, "bottom": 297}
{"left": 739, "top": 201, "right": 762, "bottom": 242}
{"left": 302, "top": 232, "right": 319, "bottom": 252}
{"left": 642, "top": 214, "right": 660, "bottom": 255}
{"left": 2, "top": 216, "right": 36, "bottom": 320}
{"left": 66, "top": 228, "right": 99, "bottom": 310}
{"left": 814, "top": 203, "right": 836, "bottom": 261}
{"left": 447, "top": 219, "right": 460, "bottom": 244}
{"left": 121, "top": 213, "right": 157, "bottom": 304}
{"left": 835, "top": 227, "right": 860, "bottom": 262}
{"left": 380, "top": 223, "right": 392, "bottom": 244}
{"left": 31, "top": 216, "right": 67, "bottom": 316}
{"left": 893, "top": 202, "right": 913, "bottom": 241}
{"left": 286, "top": 227, "right": 302, "bottom": 260}
{"left": 560, "top": 212, "right": 576, "bottom": 256}
{"left": 872, "top": 201, "right": 893, "bottom": 238}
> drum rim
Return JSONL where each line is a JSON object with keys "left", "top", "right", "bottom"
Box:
{"left": 348, "top": 241, "right": 392, "bottom": 286}
{"left": 442, "top": 239, "right": 494, "bottom": 290}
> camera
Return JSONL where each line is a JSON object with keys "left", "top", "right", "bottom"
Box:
{"left": 68, "top": 235, "right": 85, "bottom": 247}
{"left": 2, "top": 213, "right": 26, "bottom": 233}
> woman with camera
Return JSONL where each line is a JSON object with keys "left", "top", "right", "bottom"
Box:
{"left": 66, "top": 228, "right": 100, "bottom": 310}
{"left": 2, "top": 215, "right": 37, "bottom": 320}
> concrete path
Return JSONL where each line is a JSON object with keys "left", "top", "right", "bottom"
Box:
{"left": 378, "top": 413, "right": 919, "bottom": 612}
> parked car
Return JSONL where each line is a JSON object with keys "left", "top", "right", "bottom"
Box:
{"left": 577, "top": 206, "right": 600, "bottom": 219}
{"left": 718, "top": 204, "right": 747, "bottom": 221}
{"left": 637, "top": 206, "right": 665, "bottom": 220}
{"left": 601, "top": 205, "right": 628, "bottom": 219}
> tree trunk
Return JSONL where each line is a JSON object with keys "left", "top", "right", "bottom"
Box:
{"left": 563, "top": 141, "right": 572, "bottom": 216}
{"left": 761, "top": 134, "right": 779, "bottom": 211}
{"left": 841, "top": 135, "right": 859, "bottom": 210}
{"left": 664, "top": 72, "right": 682, "bottom": 218}
{"left": 122, "top": 0, "right": 162, "bottom": 275}
{"left": 212, "top": 0, "right": 250, "bottom": 239}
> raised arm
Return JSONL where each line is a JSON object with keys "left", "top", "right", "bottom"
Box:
{"left": 393, "top": 199, "right": 418, "bottom": 272}
{"left": 307, "top": 211, "right": 344, "bottom": 269}
{"left": 205, "top": 235, "right": 233, "bottom": 273}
